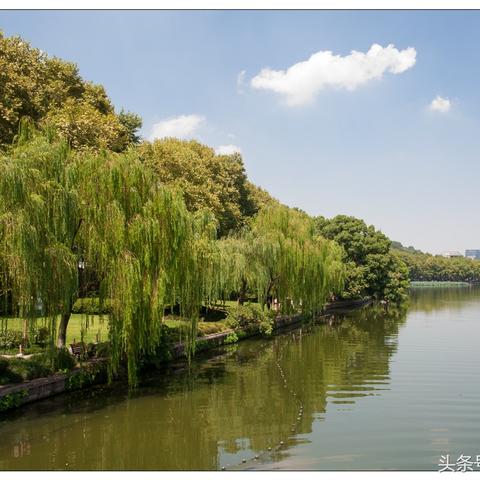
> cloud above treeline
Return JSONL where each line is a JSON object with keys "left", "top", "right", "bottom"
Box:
{"left": 429, "top": 96, "right": 451, "bottom": 113}
{"left": 148, "top": 115, "right": 242, "bottom": 156}
{"left": 249, "top": 43, "right": 417, "bottom": 106}
{"left": 149, "top": 114, "right": 205, "bottom": 140}
{"left": 215, "top": 144, "right": 242, "bottom": 155}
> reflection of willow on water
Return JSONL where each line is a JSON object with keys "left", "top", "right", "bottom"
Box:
{"left": 0, "top": 304, "right": 407, "bottom": 471}
{"left": 408, "top": 284, "right": 480, "bottom": 314}
{"left": 277, "top": 304, "right": 407, "bottom": 415}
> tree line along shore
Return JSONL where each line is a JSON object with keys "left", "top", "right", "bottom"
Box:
{"left": 0, "top": 31, "right": 475, "bottom": 389}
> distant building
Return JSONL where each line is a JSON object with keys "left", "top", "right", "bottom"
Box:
{"left": 465, "top": 249, "right": 480, "bottom": 260}
{"left": 442, "top": 251, "right": 463, "bottom": 258}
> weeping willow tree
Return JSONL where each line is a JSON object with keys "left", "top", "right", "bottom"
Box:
{"left": 218, "top": 205, "right": 345, "bottom": 316}
{"left": 69, "top": 146, "right": 221, "bottom": 385}
{"left": 0, "top": 124, "right": 221, "bottom": 385}
{"left": 0, "top": 123, "right": 344, "bottom": 386}
{"left": 0, "top": 121, "right": 80, "bottom": 352}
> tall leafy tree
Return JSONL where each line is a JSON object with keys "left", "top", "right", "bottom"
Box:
{"left": 0, "top": 122, "right": 80, "bottom": 351}
{"left": 138, "top": 139, "right": 260, "bottom": 236}
{"left": 0, "top": 125, "right": 221, "bottom": 384}
{"left": 219, "top": 205, "right": 345, "bottom": 315}
{"left": 0, "top": 31, "right": 140, "bottom": 151}
{"left": 315, "top": 215, "right": 409, "bottom": 302}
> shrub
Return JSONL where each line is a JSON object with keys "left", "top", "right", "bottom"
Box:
{"left": 7, "top": 357, "right": 52, "bottom": 381}
{"left": 224, "top": 332, "right": 239, "bottom": 344}
{"left": 0, "top": 357, "right": 23, "bottom": 384}
{"left": 196, "top": 321, "right": 229, "bottom": 337}
{"left": 85, "top": 342, "right": 97, "bottom": 358}
{"left": 31, "top": 326, "right": 49, "bottom": 347}
{"left": 0, "top": 390, "right": 28, "bottom": 412}
{"left": 95, "top": 342, "right": 110, "bottom": 359}
{"left": 0, "top": 357, "right": 9, "bottom": 373}
{"left": 0, "top": 348, "right": 78, "bottom": 385}
{"left": 0, "top": 330, "right": 23, "bottom": 350}
{"left": 23, "top": 358, "right": 51, "bottom": 380}
{"left": 226, "top": 303, "right": 275, "bottom": 336}
{"left": 52, "top": 348, "right": 76, "bottom": 371}
{"left": 72, "top": 297, "right": 112, "bottom": 314}
{"left": 0, "top": 326, "right": 50, "bottom": 352}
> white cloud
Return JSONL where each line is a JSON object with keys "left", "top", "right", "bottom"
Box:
{"left": 149, "top": 114, "right": 205, "bottom": 140}
{"left": 215, "top": 144, "right": 242, "bottom": 155}
{"left": 429, "top": 96, "right": 451, "bottom": 113}
{"left": 237, "top": 70, "right": 246, "bottom": 94}
{"left": 250, "top": 43, "right": 417, "bottom": 106}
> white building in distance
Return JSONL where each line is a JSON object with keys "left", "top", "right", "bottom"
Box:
{"left": 441, "top": 251, "right": 463, "bottom": 258}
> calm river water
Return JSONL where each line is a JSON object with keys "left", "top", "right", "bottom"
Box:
{"left": 1, "top": 286, "right": 479, "bottom": 471}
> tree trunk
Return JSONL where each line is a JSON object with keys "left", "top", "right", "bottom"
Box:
{"left": 238, "top": 278, "right": 247, "bottom": 305}
{"left": 265, "top": 275, "right": 278, "bottom": 310}
{"left": 57, "top": 310, "right": 71, "bottom": 348}
{"left": 22, "top": 317, "right": 28, "bottom": 351}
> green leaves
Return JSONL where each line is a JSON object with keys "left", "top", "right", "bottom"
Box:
{"left": 138, "top": 138, "right": 263, "bottom": 237}
{"left": 0, "top": 32, "right": 141, "bottom": 151}
{"left": 219, "top": 205, "right": 345, "bottom": 316}
{"left": 315, "top": 215, "right": 409, "bottom": 302}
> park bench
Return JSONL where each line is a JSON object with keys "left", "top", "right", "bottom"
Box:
{"left": 69, "top": 341, "right": 87, "bottom": 358}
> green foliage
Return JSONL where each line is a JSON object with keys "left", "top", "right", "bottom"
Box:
{"left": 72, "top": 148, "right": 221, "bottom": 385}
{"left": 0, "top": 325, "right": 49, "bottom": 351}
{"left": 315, "top": 215, "right": 390, "bottom": 263}
{"left": 6, "top": 356, "right": 53, "bottom": 381}
{"left": 72, "top": 297, "right": 112, "bottom": 314}
{"left": 220, "top": 206, "right": 345, "bottom": 316}
{"left": 95, "top": 342, "right": 110, "bottom": 359}
{"left": 0, "top": 357, "right": 8, "bottom": 371}
{"left": 0, "top": 123, "right": 80, "bottom": 350}
{"left": 226, "top": 303, "right": 275, "bottom": 336}
{"left": 224, "top": 332, "right": 239, "bottom": 344}
{"left": 31, "top": 326, "right": 49, "bottom": 347}
{"left": 66, "top": 363, "right": 104, "bottom": 391}
{"left": 0, "top": 126, "right": 225, "bottom": 386}
{"left": 383, "top": 253, "right": 411, "bottom": 304}
{"left": 196, "top": 321, "right": 229, "bottom": 336}
{"left": 44, "top": 98, "right": 131, "bottom": 152}
{"left": 138, "top": 139, "right": 259, "bottom": 237}
{"left": 0, "top": 330, "right": 23, "bottom": 350}
{"left": 315, "top": 215, "right": 409, "bottom": 302}
{"left": 0, "top": 33, "right": 353, "bottom": 389}
{"left": 51, "top": 347, "right": 76, "bottom": 371}
{"left": 118, "top": 110, "right": 143, "bottom": 145}
{"left": 0, "top": 357, "right": 23, "bottom": 384}
{"left": 0, "top": 348, "right": 77, "bottom": 386}
{"left": 0, "top": 32, "right": 140, "bottom": 151}
{"left": 0, "top": 390, "right": 27, "bottom": 412}
{"left": 339, "top": 262, "right": 368, "bottom": 300}
{"left": 397, "top": 249, "right": 480, "bottom": 283}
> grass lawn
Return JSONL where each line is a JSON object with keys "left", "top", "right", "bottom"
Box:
{"left": 1, "top": 314, "right": 109, "bottom": 346}
{"left": 1, "top": 309, "right": 233, "bottom": 354}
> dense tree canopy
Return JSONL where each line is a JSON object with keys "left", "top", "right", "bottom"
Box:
{"left": 0, "top": 32, "right": 412, "bottom": 387}
{"left": 219, "top": 205, "right": 345, "bottom": 315}
{"left": 0, "top": 126, "right": 346, "bottom": 385}
{"left": 315, "top": 215, "right": 409, "bottom": 303}
{"left": 138, "top": 138, "right": 274, "bottom": 236}
{"left": 0, "top": 32, "right": 141, "bottom": 151}
{"left": 395, "top": 248, "right": 480, "bottom": 282}
{"left": 0, "top": 126, "right": 223, "bottom": 384}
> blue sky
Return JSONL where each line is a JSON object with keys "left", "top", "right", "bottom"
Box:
{"left": 1, "top": 10, "right": 479, "bottom": 254}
